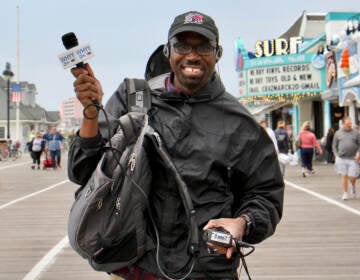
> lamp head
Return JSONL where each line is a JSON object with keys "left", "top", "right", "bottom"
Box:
{"left": 2, "top": 62, "right": 14, "bottom": 80}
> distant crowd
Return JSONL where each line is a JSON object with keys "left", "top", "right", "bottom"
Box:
{"left": 261, "top": 117, "right": 359, "bottom": 201}
{"left": 26, "top": 127, "right": 75, "bottom": 170}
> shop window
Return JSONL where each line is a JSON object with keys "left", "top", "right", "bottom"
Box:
{"left": 313, "top": 101, "right": 323, "bottom": 138}
{"left": 331, "top": 103, "right": 345, "bottom": 131}
{"left": 270, "top": 106, "right": 292, "bottom": 129}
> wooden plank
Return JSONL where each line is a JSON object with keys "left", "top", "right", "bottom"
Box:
{"left": 0, "top": 157, "right": 359, "bottom": 280}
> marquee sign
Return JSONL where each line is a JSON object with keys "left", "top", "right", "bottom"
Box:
{"left": 239, "top": 53, "right": 326, "bottom": 97}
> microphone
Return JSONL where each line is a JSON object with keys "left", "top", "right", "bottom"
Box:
{"left": 62, "top": 32, "right": 85, "bottom": 69}
{"left": 58, "top": 32, "right": 94, "bottom": 69}
{"left": 59, "top": 32, "right": 100, "bottom": 111}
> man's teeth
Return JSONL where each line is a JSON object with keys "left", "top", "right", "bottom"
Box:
{"left": 185, "top": 67, "right": 200, "bottom": 73}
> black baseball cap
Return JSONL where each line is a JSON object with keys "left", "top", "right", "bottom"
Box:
{"left": 168, "top": 11, "right": 219, "bottom": 42}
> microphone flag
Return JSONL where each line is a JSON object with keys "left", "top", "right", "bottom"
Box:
{"left": 58, "top": 43, "right": 94, "bottom": 69}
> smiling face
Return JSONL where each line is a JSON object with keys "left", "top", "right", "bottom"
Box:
{"left": 169, "top": 32, "right": 217, "bottom": 95}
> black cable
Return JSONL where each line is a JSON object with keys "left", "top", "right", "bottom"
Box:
{"left": 83, "top": 102, "right": 101, "bottom": 120}
{"left": 235, "top": 241, "right": 255, "bottom": 280}
{"left": 80, "top": 86, "right": 256, "bottom": 279}
{"left": 81, "top": 104, "right": 254, "bottom": 279}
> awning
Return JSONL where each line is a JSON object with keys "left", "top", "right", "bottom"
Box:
{"left": 343, "top": 75, "right": 360, "bottom": 89}
{"left": 247, "top": 102, "right": 288, "bottom": 117}
{"left": 321, "top": 89, "right": 338, "bottom": 101}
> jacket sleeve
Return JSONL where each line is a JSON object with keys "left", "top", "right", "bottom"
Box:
{"left": 67, "top": 82, "right": 128, "bottom": 186}
{"left": 231, "top": 124, "right": 284, "bottom": 244}
{"left": 67, "top": 132, "right": 104, "bottom": 185}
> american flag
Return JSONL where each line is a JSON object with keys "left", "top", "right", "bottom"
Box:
{"left": 11, "top": 83, "right": 22, "bottom": 103}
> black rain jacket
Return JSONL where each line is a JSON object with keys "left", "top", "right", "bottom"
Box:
{"left": 68, "top": 72, "right": 284, "bottom": 278}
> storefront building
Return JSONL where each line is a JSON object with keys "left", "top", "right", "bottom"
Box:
{"left": 323, "top": 12, "right": 360, "bottom": 131}
{"left": 236, "top": 11, "right": 360, "bottom": 139}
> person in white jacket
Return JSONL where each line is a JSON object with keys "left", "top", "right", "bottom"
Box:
{"left": 260, "top": 120, "right": 278, "bottom": 153}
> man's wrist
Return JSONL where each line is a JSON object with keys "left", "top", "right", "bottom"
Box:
{"left": 83, "top": 105, "right": 99, "bottom": 120}
{"left": 239, "top": 214, "right": 253, "bottom": 237}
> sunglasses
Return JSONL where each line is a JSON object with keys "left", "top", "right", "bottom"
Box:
{"left": 170, "top": 38, "right": 216, "bottom": 56}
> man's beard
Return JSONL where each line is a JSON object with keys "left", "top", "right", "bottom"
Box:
{"left": 174, "top": 68, "right": 210, "bottom": 91}
{"left": 179, "top": 75, "right": 203, "bottom": 89}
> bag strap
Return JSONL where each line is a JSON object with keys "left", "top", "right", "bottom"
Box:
{"left": 124, "top": 78, "right": 152, "bottom": 113}
{"left": 147, "top": 129, "right": 200, "bottom": 258}
{"left": 121, "top": 79, "right": 198, "bottom": 246}
{"left": 119, "top": 78, "right": 200, "bottom": 277}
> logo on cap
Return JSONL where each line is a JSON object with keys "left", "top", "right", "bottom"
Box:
{"left": 184, "top": 13, "right": 204, "bottom": 25}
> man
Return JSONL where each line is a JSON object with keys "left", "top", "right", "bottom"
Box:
{"left": 333, "top": 117, "right": 360, "bottom": 200}
{"left": 44, "top": 126, "right": 64, "bottom": 169}
{"left": 68, "top": 11, "right": 284, "bottom": 279}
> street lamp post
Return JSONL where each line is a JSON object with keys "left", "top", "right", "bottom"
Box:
{"left": 2, "top": 62, "right": 14, "bottom": 140}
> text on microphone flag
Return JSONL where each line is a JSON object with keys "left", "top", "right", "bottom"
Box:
{"left": 58, "top": 43, "right": 94, "bottom": 69}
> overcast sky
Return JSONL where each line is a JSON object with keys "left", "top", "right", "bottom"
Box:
{"left": 1, "top": 0, "right": 358, "bottom": 111}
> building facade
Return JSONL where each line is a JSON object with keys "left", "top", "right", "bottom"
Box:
{"left": 322, "top": 12, "right": 360, "bottom": 130}
{"left": 59, "top": 96, "right": 83, "bottom": 132}
{"left": 236, "top": 11, "right": 360, "bottom": 140}
{"left": 0, "top": 76, "right": 60, "bottom": 146}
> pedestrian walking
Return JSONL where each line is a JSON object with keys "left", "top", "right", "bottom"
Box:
{"left": 332, "top": 117, "right": 360, "bottom": 200}
{"left": 27, "top": 131, "right": 46, "bottom": 170}
{"left": 260, "top": 119, "right": 278, "bottom": 153}
{"left": 296, "top": 121, "right": 323, "bottom": 177}
{"left": 275, "top": 120, "right": 292, "bottom": 176}
{"left": 44, "top": 126, "right": 65, "bottom": 169}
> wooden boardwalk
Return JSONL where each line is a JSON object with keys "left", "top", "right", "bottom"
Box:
{"left": 0, "top": 155, "right": 359, "bottom": 280}
{"left": 247, "top": 164, "right": 360, "bottom": 279}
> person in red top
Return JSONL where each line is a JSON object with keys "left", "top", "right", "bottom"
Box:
{"left": 296, "top": 121, "right": 323, "bottom": 177}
